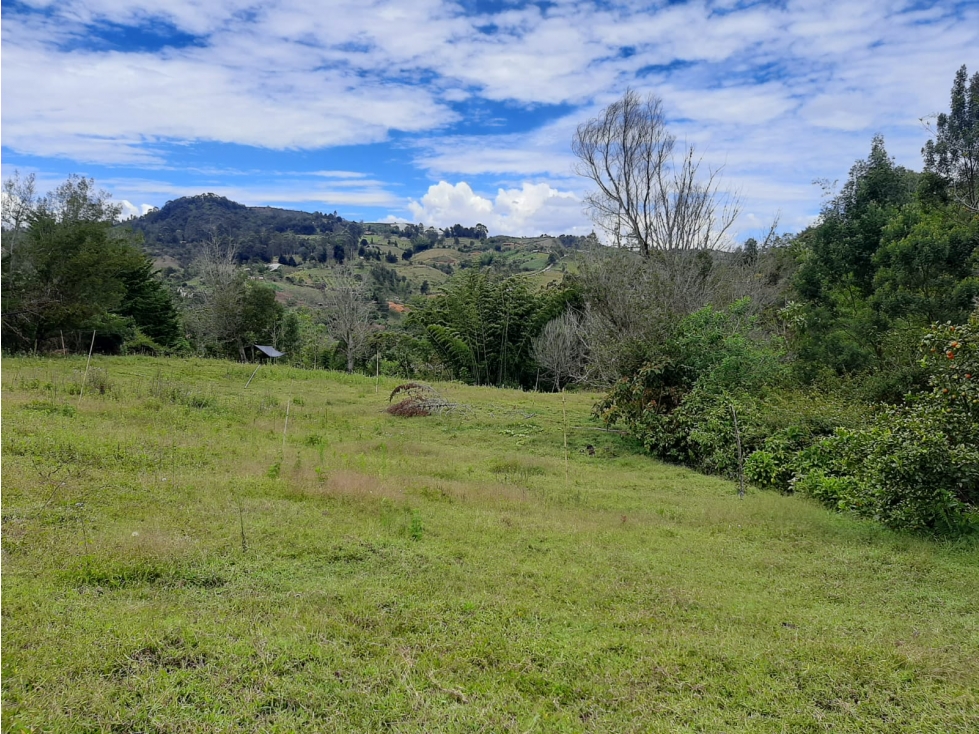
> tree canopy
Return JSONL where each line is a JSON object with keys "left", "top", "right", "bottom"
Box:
{"left": 1, "top": 174, "right": 183, "bottom": 353}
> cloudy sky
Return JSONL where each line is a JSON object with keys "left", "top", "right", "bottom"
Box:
{"left": 2, "top": 0, "right": 977, "bottom": 238}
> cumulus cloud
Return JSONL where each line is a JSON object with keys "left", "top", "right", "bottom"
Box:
{"left": 117, "top": 200, "right": 157, "bottom": 219}
{"left": 3, "top": 0, "right": 977, "bottom": 236}
{"left": 407, "top": 181, "right": 587, "bottom": 236}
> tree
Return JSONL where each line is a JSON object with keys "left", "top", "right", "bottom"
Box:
{"left": 532, "top": 310, "right": 586, "bottom": 391}
{"left": 572, "top": 89, "right": 740, "bottom": 261}
{"left": 789, "top": 136, "right": 922, "bottom": 377}
{"left": 409, "top": 270, "right": 577, "bottom": 387}
{"left": 117, "top": 258, "right": 184, "bottom": 349}
{"left": 1, "top": 174, "right": 182, "bottom": 353}
{"left": 923, "top": 65, "right": 979, "bottom": 212}
{"left": 188, "top": 240, "right": 249, "bottom": 358}
{"left": 1, "top": 171, "right": 37, "bottom": 272}
{"left": 322, "top": 271, "right": 374, "bottom": 372}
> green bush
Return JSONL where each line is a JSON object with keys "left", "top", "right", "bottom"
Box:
{"left": 791, "top": 312, "right": 979, "bottom": 534}
{"left": 601, "top": 302, "right": 979, "bottom": 535}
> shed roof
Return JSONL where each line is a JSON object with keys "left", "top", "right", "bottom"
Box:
{"left": 254, "top": 345, "right": 285, "bottom": 358}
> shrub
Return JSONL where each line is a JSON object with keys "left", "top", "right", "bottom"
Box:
{"left": 601, "top": 302, "right": 979, "bottom": 535}
{"left": 790, "top": 310, "right": 979, "bottom": 535}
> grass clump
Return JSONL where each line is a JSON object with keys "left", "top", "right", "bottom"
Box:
{"left": 22, "top": 400, "right": 76, "bottom": 418}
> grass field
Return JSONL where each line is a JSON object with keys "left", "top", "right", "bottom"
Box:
{"left": 2, "top": 356, "right": 978, "bottom": 732}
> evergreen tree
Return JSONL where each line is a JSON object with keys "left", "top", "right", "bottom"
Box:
{"left": 923, "top": 65, "right": 979, "bottom": 212}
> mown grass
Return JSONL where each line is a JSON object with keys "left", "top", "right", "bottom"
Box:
{"left": 2, "top": 356, "right": 978, "bottom": 733}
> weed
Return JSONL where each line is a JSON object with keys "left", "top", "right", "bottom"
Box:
{"left": 85, "top": 368, "right": 112, "bottom": 395}
{"left": 408, "top": 511, "right": 424, "bottom": 541}
{"left": 66, "top": 557, "right": 224, "bottom": 589}
{"left": 22, "top": 400, "right": 76, "bottom": 418}
{"left": 488, "top": 458, "right": 546, "bottom": 482}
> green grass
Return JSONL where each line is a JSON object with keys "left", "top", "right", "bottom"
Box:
{"left": 2, "top": 356, "right": 978, "bottom": 733}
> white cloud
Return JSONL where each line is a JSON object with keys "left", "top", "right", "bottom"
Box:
{"left": 407, "top": 181, "right": 586, "bottom": 236}
{"left": 3, "top": 0, "right": 978, "bottom": 237}
{"left": 117, "top": 199, "right": 156, "bottom": 219}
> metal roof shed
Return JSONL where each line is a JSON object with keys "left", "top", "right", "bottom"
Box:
{"left": 253, "top": 345, "right": 285, "bottom": 359}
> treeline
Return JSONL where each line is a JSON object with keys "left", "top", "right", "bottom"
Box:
{"left": 590, "top": 67, "right": 979, "bottom": 536}
{"left": 1, "top": 176, "right": 185, "bottom": 354}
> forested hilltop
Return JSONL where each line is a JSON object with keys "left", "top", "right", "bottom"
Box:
{"left": 127, "top": 193, "right": 346, "bottom": 263}
{"left": 3, "top": 66, "right": 977, "bottom": 535}
{"left": 127, "top": 192, "right": 594, "bottom": 268}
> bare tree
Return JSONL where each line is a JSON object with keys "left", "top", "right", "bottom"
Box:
{"left": 188, "top": 239, "right": 249, "bottom": 359}
{"left": 572, "top": 89, "right": 741, "bottom": 297}
{"left": 532, "top": 310, "right": 586, "bottom": 391}
{"left": 322, "top": 270, "right": 374, "bottom": 372}
{"left": 2, "top": 171, "right": 38, "bottom": 271}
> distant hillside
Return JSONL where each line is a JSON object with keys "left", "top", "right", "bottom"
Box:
{"left": 125, "top": 193, "right": 351, "bottom": 264}
{"left": 124, "top": 194, "right": 597, "bottom": 271}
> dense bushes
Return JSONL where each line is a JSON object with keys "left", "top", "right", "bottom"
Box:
{"left": 598, "top": 300, "right": 979, "bottom": 535}
{"left": 597, "top": 299, "right": 865, "bottom": 480}
{"left": 788, "top": 316, "right": 979, "bottom": 534}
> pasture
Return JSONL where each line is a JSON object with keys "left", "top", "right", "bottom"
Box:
{"left": 2, "top": 356, "right": 977, "bottom": 732}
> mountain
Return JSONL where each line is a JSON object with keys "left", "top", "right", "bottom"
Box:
{"left": 123, "top": 194, "right": 596, "bottom": 273}
{"left": 125, "top": 193, "right": 351, "bottom": 264}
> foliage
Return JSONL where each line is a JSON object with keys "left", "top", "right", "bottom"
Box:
{"left": 1, "top": 174, "right": 183, "bottom": 354}
{"left": 923, "top": 64, "right": 979, "bottom": 212}
{"left": 408, "top": 270, "right": 579, "bottom": 388}
{"left": 186, "top": 242, "right": 284, "bottom": 359}
{"left": 596, "top": 299, "right": 817, "bottom": 476}
{"left": 776, "top": 313, "right": 979, "bottom": 535}
{"left": 787, "top": 128, "right": 979, "bottom": 399}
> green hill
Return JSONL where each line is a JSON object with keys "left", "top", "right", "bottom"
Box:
{"left": 125, "top": 194, "right": 593, "bottom": 309}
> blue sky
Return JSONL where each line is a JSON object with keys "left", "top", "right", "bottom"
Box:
{"left": 3, "top": 0, "right": 977, "bottom": 238}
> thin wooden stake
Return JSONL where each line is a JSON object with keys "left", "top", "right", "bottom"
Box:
{"left": 231, "top": 484, "right": 247, "bottom": 553}
{"left": 282, "top": 398, "right": 291, "bottom": 454}
{"left": 375, "top": 351, "right": 380, "bottom": 394}
{"left": 731, "top": 404, "right": 745, "bottom": 499}
{"left": 562, "top": 389, "right": 569, "bottom": 487}
{"left": 244, "top": 363, "right": 261, "bottom": 389}
{"left": 77, "top": 330, "right": 96, "bottom": 408}
{"left": 60, "top": 330, "right": 66, "bottom": 356}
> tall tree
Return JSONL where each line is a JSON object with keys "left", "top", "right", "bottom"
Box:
{"left": 572, "top": 89, "right": 741, "bottom": 314}
{"left": 322, "top": 271, "right": 374, "bottom": 372}
{"left": 790, "top": 137, "right": 919, "bottom": 375}
{"left": 923, "top": 64, "right": 979, "bottom": 212}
